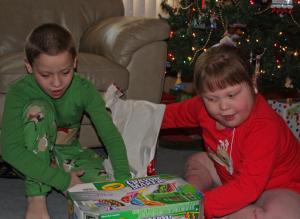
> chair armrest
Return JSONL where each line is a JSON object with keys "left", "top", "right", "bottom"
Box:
{"left": 79, "top": 16, "right": 170, "bottom": 67}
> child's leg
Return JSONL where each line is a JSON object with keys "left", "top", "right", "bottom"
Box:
{"left": 185, "top": 152, "right": 221, "bottom": 191}
{"left": 54, "top": 145, "right": 109, "bottom": 183}
{"left": 25, "top": 196, "right": 50, "bottom": 219}
{"left": 22, "top": 100, "right": 56, "bottom": 218}
{"left": 218, "top": 189, "right": 300, "bottom": 219}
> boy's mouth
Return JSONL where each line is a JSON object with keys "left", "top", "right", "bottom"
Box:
{"left": 51, "top": 89, "right": 63, "bottom": 98}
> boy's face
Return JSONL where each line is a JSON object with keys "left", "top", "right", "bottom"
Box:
{"left": 25, "top": 51, "right": 77, "bottom": 99}
{"left": 201, "top": 82, "right": 255, "bottom": 129}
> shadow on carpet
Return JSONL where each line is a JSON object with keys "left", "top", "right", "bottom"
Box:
{"left": 0, "top": 157, "right": 20, "bottom": 178}
{"left": 159, "top": 128, "right": 204, "bottom": 151}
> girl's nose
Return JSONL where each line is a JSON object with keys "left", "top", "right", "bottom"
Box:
{"left": 219, "top": 99, "right": 229, "bottom": 111}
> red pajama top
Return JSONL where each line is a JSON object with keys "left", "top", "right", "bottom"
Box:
{"left": 162, "top": 94, "right": 300, "bottom": 219}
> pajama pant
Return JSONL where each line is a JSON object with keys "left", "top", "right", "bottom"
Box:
{"left": 23, "top": 99, "right": 108, "bottom": 196}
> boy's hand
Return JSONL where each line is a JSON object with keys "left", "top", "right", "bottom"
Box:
{"left": 68, "top": 169, "right": 85, "bottom": 189}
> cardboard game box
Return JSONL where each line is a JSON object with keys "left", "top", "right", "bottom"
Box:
{"left": 67, "top": 175, "right": 203, "bottom": 219}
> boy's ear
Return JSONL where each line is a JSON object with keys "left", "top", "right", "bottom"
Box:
{"left": 73, "top": 57, "right": 78, "bottom": 70}
{"left": 24, "top": 58, "right": 33, "bottom": 74}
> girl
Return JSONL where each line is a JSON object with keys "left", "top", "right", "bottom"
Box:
{"left": 161, "top": 45, "right": 300, "bottom": 219}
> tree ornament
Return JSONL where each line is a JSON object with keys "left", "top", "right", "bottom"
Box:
{"left": 284, "top": 76, "right": 294, "bottom": 88}
{"left": 255, "top": 48, "right": 267, "bottom": 76}
{"left": 271, "top": 0, "right": 293, "bottom": 14}
{"left": 173, "top": 72, "right": 187, "bottom": 91}
{"left": 214, "top": 23, "right": 246, "bottom": 47}
{"left": 209, "top": 14, "right": 218, "bottom": 29}
{"left": 192, "top": 14, "right": 207, "bottom": 29}
{"left": 175, "top": 72, "right": 183, "bottom": 85}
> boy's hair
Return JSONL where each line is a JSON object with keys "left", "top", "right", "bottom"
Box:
{"left": 194, "top": 44, "right": 254, "bottom": 94}
{"left": 25, "top": 23, "right": 77, "bottom": 65}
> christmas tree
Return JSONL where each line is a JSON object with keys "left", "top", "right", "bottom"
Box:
{"left": 160, "top": 0, "right": 300, "bottom": 95}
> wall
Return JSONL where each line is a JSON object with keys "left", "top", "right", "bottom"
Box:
{"left": 122, "top": 0, "right": 177, "bottom": 17}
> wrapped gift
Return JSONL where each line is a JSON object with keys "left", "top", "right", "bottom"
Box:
{"left": 268, "top": 99, "right": 300, "bottom": 139}
{"left": 67, "top": 175, "right": 203, "bottom": 219}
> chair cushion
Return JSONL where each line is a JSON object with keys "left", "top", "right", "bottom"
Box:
{"left": 0, "top": 52, "right": 129, "bottom": 94}
{"left": 0, "top": 52, "right": 26, "bottom": 94}
{"left": 77, "top": 53, "right": 129, "bottom": 92}
{"left": 0, "top": 0, "right": 124, "bottom": 55}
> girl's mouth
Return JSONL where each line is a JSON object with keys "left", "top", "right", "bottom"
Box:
{"left": 223, "top": 114, "right": 235, "bottom": 121}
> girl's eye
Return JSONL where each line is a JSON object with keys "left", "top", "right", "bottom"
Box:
{"left": 205, "top": 97, "right": 216, "bottom": 102}
{"left": 228, "top": 93, "right": 237, "bottom": 98}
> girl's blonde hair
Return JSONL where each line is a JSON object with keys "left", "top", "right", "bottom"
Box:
{"left": 194, "top": 45, "right": 254, "bottom": 94}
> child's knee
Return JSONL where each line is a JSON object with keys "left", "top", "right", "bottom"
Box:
{"left": 186, "top": 152, "right": 210, "bottom": 169}
{"left": 23, "top": 99, "right": 56, "bottom": 152}
{"left": 185, "top": 152, "right": 216, "bottom": 177}
{"left": 255, "top": 189, "right": 300, "bottom": 219}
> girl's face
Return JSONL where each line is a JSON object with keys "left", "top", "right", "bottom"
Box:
{"left": 201, "top": 82, "right": 255, "bottom": 129}
{"left": 25, "top": 51, "right": 77, "bottom": 99}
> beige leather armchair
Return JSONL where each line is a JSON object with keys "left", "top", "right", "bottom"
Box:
{"left": 0, "top": 0, "right": 170, "bottom": 149}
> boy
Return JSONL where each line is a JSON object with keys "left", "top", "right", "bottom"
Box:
{"left": 0, "top": 23, "right": 131, "bottom": 219}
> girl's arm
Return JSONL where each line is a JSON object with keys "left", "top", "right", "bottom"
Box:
{"left": 162, "top": 96, "right": 205, "bottom": 129}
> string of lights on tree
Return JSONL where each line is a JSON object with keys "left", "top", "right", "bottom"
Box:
{"left": 160, "top": 0, "right": 300, "bottom": 93}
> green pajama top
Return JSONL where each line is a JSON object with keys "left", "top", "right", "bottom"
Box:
{"left": 1, "top": 73, "right": 130, "bottom": 192}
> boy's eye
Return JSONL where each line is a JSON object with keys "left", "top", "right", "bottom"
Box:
{"left": 62, "top": 69, "right": 72, "bottom": 75}
{"left": 40, "top": 74, "right": 50, "bottom": 78}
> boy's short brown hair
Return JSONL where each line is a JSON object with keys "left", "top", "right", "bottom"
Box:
{"left": 194, "top": 45, "right": 254, "bottom": 94}
{"left": 25, "top": 23, "right": 77, "bottom": 65}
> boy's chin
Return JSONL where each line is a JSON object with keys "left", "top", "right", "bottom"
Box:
{"left": 48, "top": 90, "right": 65, "bottom": 99}
{"left": 48, "top": 93, "right": 63, "bottom": 99}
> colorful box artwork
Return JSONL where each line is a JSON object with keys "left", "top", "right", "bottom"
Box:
{"left": 67, "top": 175, "right": 203, "bottom": 219}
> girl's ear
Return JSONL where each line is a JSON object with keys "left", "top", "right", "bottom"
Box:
{"left": 252, "top": 74, "right": 258, "bottom": 94}
{"left": 24, "top": 58, "right": 33, "bottom": 74}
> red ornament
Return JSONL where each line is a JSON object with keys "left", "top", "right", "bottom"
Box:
{"left": 147, "top": 159, "right": 156, "bottom": 176}
{"left": 271, "top": 0, "right": 293, "bottom": 14}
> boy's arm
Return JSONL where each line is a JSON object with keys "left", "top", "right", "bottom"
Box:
{"left": 83, "top": 83, "right": 131, "bottom": 179}
{"left": 1, "top": 91, "right": 71, "bottom": 192}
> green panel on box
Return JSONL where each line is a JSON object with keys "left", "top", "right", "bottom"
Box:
{"left": 67, "top": 175, "right": 203, "bottom": 219}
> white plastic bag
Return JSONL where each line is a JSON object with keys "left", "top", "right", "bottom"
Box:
{"left": 103, "top": 84, "right": 166, "bottom": 178}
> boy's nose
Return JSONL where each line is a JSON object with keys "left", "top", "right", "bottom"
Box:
{"left": 52, "top": 75, "right": 62, "bottom": 87}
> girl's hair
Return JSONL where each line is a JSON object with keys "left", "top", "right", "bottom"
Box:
{"left": 194, "top": 44, "right": 254, "bottom": 94}
{"left": 25, "top": 23, "right": 77, "bottom": 65}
